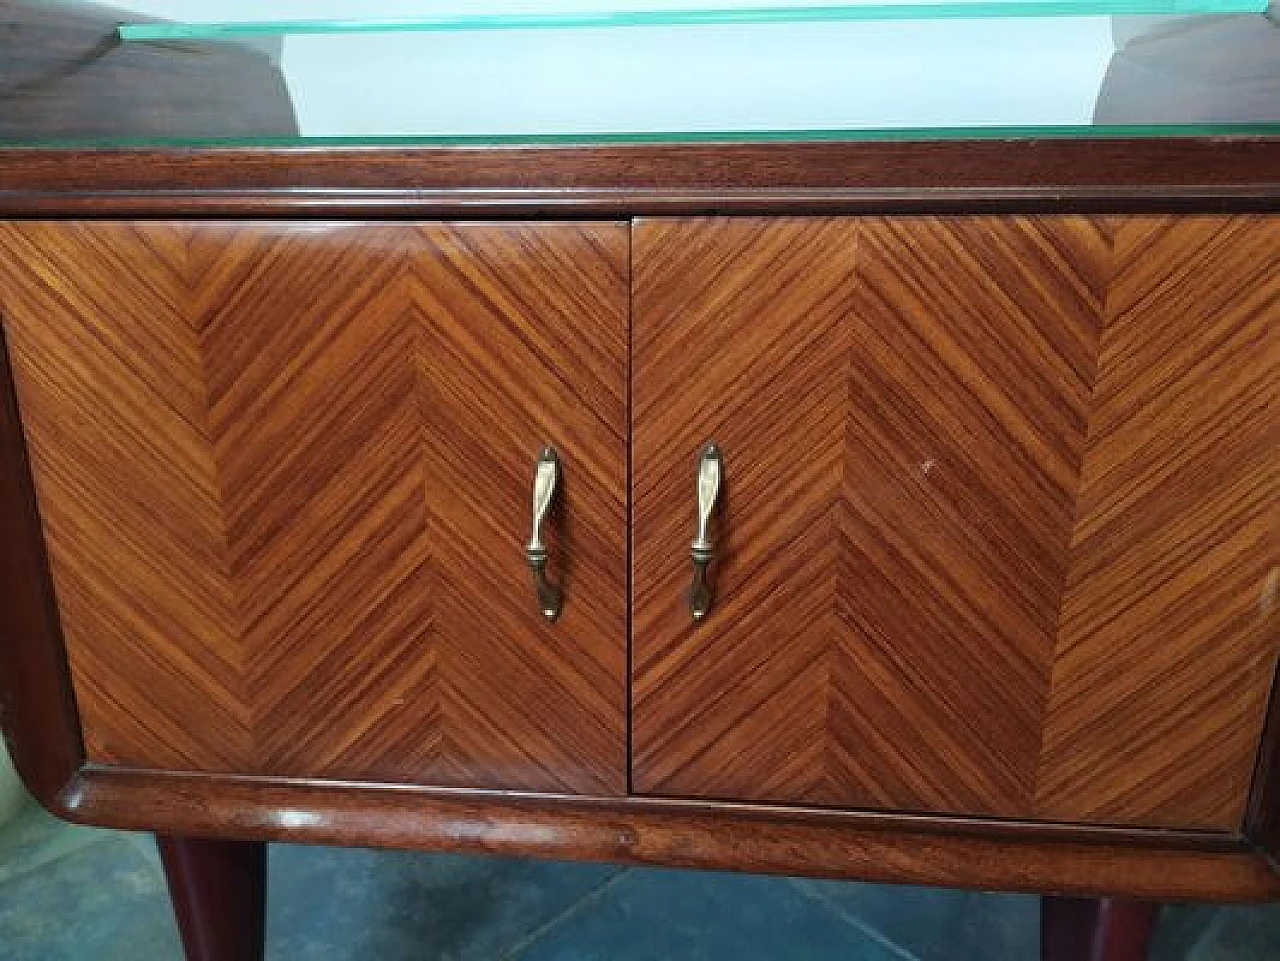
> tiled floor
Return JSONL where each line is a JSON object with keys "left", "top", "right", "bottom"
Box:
{"left": 2, "top": 796, "right": 1278, "bottom": 960}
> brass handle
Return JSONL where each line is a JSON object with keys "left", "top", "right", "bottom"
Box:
{"left": 690, "top": 442, "right": 723, "bottom": 621}
{"left": 525, "top": 446, "right": 564, "bottom": 621}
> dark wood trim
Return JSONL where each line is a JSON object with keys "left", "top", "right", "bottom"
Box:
{"left": 68, "top": 767, "right": 1246, "bottom": 852}
{"left": 1, "top": 186, "right": 1279, "bottom": 219}
{"left": 0, "top": 324, "right": 84, "bottom": 804}
{"left": 1246, "top": 663, "right": 1280, "bottom": 862}
{"left": 158, "top": 836, "right": 267, "bottom": 961}
{"left": 0, "top": 138, "right": 1278, "bottom": 218}
{"left": 1041, "top": 898, "right": 1159, "bottom": 961}
{"left": 37, "top": 766, "right": 1277, "bottom": 902}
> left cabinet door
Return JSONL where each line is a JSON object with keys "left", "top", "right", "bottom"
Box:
{"left": 0, "top": 221, "right": 629, "bottom": 795}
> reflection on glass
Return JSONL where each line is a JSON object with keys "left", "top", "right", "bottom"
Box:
{"left": 113, "top": 0, "right": 1271, "bottom": 40}
{"left": 1, "top": 0, "right": 1277, "bottom": 144}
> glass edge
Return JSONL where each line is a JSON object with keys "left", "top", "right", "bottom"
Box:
{"left": 116, "top": 0, "right": 1270, "bottom": 41}
{"left": 4, "top": 124, "right": 1280, "bottom": 150}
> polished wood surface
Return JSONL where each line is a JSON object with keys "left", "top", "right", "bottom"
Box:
{"left": 1, "top": 207, "right": 1277, "bottom": 901}
{"left": 0, "top": 1, "right": 297, "bottom": 142}
{"left": 0, "top": 325, "right": 83, "bottom": 801}
{"left": 0, "top": 138, "right": 1278, "bottom": 221}
{"left": 52, "top": 768, "right": 1279, "bottom": 902}
{"left": 157, "top": 836, "right": 266, "bottom": 961}
{"left": 632, "top": 215, "right": 1279, "bottom": 828}
{"left": 0, "top": 221, "right": 628, "bottom": 793}
{"left": 632, "top": 215, "right": 1102, "bottom": 816}
{"left": 1041, "top": 898, "right": 1158, "bottom": 961}
{"left": 1036, "top": 216, "right": 1279, "bottom": 827}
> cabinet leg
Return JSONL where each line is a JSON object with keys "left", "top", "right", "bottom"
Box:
{"left": 1042, "top": 896, "right": 1158, "bottom": 961}
{"left": 157, "top": 835, "right": 267, "bottom": 961}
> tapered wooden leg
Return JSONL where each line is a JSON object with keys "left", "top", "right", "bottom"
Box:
{"left": 1042, "top": 897, "right": 1158, "bottom": 961}
{"left": 157, "top": 836, "right": 267, "bottom": 961}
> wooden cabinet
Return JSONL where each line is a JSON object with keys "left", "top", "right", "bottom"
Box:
{"left": 632, "top": 215, "right": 1279, "bottom": 830}
{"left": 2, "top": 13, "right": 1279, "bottom": 948}
{"left": 0, "top": 221, "right": 630, "bottom": 794}
{"left": 1, "top": 208, "right": 1278, "bottom": 911}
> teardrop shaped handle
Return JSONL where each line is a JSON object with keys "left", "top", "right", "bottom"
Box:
{"left": 690, "top": 442, "right": 723, "bottom": 621}
{"left": 525, "top": 446, "right": 564, "bottom": 621}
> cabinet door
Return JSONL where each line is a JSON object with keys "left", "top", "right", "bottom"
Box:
{"left": 0, "top": 221, "right": 628, "bottom": 795}
{"left": 632, "top": 215, "right": 1278, "bottom": 828}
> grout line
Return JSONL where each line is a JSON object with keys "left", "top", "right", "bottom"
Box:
{"left": 788, "top": 879, "right": 925, "bottom": 961}
{"left": 498, "top": 867, "right": 633, "bottom": 960}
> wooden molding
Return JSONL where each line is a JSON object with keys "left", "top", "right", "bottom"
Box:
{"left": 46, "top": 766, "right": 1279, "bottom": 903}
{"left": 1, "top": 139, "right": 1278, "bottom": 218}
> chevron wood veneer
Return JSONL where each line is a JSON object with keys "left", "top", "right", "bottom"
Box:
{"left": 1036, "top": 216, "right": 1279, "bottom": 828}
{"left": 0, "top": 221, "right": 629, "bottom": 794}
{"left": 631, "top": 215, "right": 1278, "bottom": 828}
{"left": 3, "top": 214, "right": 1275, "bottom": 834}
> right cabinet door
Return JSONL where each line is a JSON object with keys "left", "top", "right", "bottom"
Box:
{"left": 631, "top": 215, "right": 1278, "bottom": 829}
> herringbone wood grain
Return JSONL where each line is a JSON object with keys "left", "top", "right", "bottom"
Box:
{"left": 0, "top": 221, "right": 629, "bottom": 794}
{"left": 1036, "top": 215, "right": 1280, "bottom": 828}
{"left": 632, "top": 215, "right": 1278, "bottom": 828}
{"left": 4, "top": 215, "right": 1275, "bottom": 829}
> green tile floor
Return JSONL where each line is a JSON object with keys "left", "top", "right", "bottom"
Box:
{"left": 1, "top": 795, "right": 1278, "bottom": 960}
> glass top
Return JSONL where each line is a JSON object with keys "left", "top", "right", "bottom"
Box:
{"left": 3, "top": 0, "right": 1278, "bottom": 146}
